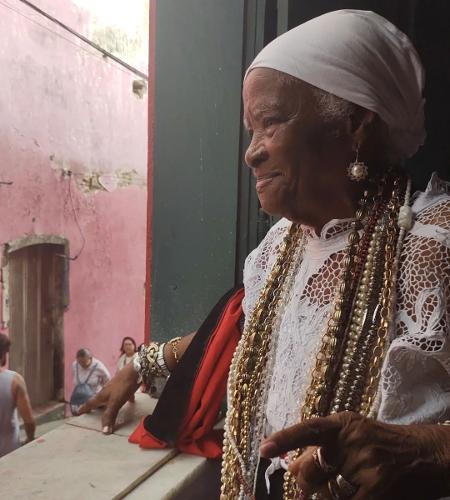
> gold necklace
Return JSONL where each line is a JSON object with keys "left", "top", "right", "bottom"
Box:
{"left": 221, "top": 222, "right": 304, "bottom": 499}
{"left": 284, "top": 175, "right": 406, "bottom": 498}
{"left": 221, "top": 173, "right": 408, "bottom": 500}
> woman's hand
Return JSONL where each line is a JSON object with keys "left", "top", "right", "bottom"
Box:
{"left": 78, "top": 362, "right": 140, "bottom": 434}
{"left": 260, "top": 412, "right": 450, "bottom": 500}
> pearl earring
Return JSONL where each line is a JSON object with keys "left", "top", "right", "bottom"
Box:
{"left": 347, "top": 144, "right": 368, "bottom": 182}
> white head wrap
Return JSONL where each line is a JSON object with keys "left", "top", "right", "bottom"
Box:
{"left": 246, "top": 10, "right": 426, "bottom": 160}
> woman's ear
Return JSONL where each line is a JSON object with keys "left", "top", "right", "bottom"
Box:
{"left": 348, "top": 108, "right": 376, "bottom": 149}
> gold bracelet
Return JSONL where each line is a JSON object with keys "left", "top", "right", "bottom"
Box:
{"left": 168, "top": 336, "right": 182, "bottom": 364}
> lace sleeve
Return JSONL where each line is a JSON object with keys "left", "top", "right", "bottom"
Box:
{"left": 378, "top": 198, "right": 450, "bottom": 424}
{"left": 242, "top": 218, "right": 291, "bottom": 318}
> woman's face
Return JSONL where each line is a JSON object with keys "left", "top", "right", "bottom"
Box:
{"left": 242, "top": 69, "right": 353, "bottom": 227}
{"left": 77, "top": 355, "right": 92, "bottom": 369}
{"left": 123, "top": 339, "right": 135, "bottom": 356}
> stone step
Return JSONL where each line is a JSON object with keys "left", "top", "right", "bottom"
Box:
{"left": 19, "top": 400, "right": 65, "bottom": 428}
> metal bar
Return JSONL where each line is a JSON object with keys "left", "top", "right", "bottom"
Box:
{"left": 16, "top": 0, "right": 148, "bottom": 80}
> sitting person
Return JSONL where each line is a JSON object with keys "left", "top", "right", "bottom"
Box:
{"left": 70, "top": 348, "right": 110, "bottom": 415}
{"left": 116, "top": 337, "right": 138, "bottom": 373}
{"left": 80, "top": 10, "right": 450, "bottom": 499}
{"left": 0, "top": 334, "right": 35, "bottom": 458}
{"left": 72, "top": 348, "right": 111, "bottom": 394}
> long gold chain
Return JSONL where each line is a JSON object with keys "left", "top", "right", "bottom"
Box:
{"left": 283, "top": 175, "right": 405, "bottom": 499}
{"left": 360, "top": 178, "right": 402, "bottom": 413}
{"left": 298, "top": 192, "right": 372, "bottom": 423}
{"left": 220, "top": 173, "right": 408, "bottom": 500}
{"left": 221, "top": 223, "right": 304, "bottom": 499}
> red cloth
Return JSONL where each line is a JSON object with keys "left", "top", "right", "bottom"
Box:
{"left": 128, "top": 288, "right": 244, "bottom": 459}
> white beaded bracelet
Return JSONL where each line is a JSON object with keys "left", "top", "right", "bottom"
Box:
{"left": 156, "top": 342, "right": 170, "bottom": 378}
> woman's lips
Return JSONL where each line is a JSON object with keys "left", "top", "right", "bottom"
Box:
{"left": 255, "top": 172, "right": 281, "bottom": 192}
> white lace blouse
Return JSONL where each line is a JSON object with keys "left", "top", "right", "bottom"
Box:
{"left": 242, "top": 174, "right": 450, "bottom": 434}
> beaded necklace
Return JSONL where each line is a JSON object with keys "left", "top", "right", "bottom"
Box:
{"left": 221, "top": 172, "right": 412, "bottom": 499}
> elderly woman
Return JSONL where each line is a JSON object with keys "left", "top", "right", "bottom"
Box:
{"left": 80, "top": 10, "right": 450, "bottom": 500}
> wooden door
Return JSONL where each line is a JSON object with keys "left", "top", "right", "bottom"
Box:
{"left": 8, "top": 243, "right": 65, "bottom": 406}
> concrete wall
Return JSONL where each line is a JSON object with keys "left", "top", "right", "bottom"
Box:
{"left": 0, "top": 0, "right": 148, "bottom": 398}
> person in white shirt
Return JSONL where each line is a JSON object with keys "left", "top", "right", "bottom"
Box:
{"left": 116, "top": 337, "right": 137, "bottom": 373}
{"left": 72, "top": 348, "right": 110, "bottom": 395}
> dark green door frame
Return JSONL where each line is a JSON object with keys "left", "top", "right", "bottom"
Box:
{"left": 150, "top": 0, "right": 281, "bottom": 340}
{"left": 235, "top": 0, "right": 283, "bottom": 284}
{"left": 151, "top": 1, "right": 250, "bottom": 342}
{"left": 235, "top": 0, "right": 269, "bottom": 284}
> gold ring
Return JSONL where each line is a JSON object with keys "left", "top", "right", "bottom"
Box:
{"left": 313, "top": 446, "right": 336, "bottom": 475}
{"left": 328, "top": 474, "right": 357, "bottom": 499}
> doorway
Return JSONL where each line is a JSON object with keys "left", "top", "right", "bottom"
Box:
{"left": 6, "top": 239, "right": 67, "bottom": 406}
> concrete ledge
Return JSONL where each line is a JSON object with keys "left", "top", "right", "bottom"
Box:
{"left": 0, "top": 422, "right": 172, "bottom": 499}
{"left": 0, "top": 393, "right": 220, "bottom": 499}
{"left": 20, "top": 400, "right": 65, "bottom": 428}
{"left": 126, "top": 454, "right": 221, "bottom": 500}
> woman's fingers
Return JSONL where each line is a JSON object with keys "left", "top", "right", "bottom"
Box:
{"left": 260, "top": 413, "right": 350, "bottom": 458}
{"left": 260, "top": 413, "right": 382, "bottom": 498}
{"left": 101, "top": 399, "right": 122, "bottom": 434}
{"left": 78, "top": 364, "right": 141, "bottom": 434}
{"left": 260, "top": 414, "right": 440, "bottom": 500}
{"left": 348, "top": 468, "right": 383, "bottom": 500}
{"left": 78, "top": 389, "right": 107, "bottom": 415}
{"left": 76, "top": 383, "right": 120, "bottom": 434}
{"left": 288, "top": 447, "right": 330, "bottom": 497}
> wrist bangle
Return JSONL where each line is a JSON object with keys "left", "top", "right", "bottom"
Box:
{"left": 156, "top": 343, "right": 170, "bottom": 377}
{"left": 132, "top": 353, "right": 143, "bottom": 384}
{"left": 137, "top": 342, "right": 168, "bottom": 386}
{"left": 132, "top": 352, "right": 140, "bottom": 372}
{"left": 168, "top": 337, "right": 182, "bottom": 364}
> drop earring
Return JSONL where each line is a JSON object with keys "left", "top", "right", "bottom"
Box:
{"left": 347, "top": 144, "right": 368, "bottom": 182}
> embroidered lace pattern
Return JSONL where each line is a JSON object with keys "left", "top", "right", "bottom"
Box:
{"left": 242, "top": 174, "right": 450, "bottom": 433}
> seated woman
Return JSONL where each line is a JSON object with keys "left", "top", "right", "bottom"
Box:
{"left": 116, "top": 337, "right": 137, "bottom": 373}
{"left": 80, "top": 10, "right": 450, "bottom": 500}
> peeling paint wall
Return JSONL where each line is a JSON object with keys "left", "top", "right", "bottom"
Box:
{"left": 0, "top": 0, "right": 148, "bottom": 400}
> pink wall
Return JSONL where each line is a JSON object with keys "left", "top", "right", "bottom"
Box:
{"left": 26, "top": 0, "right": 91, "bottom": 33}
{"left": 0, "top": 1, "right": 147, "bottom": 398}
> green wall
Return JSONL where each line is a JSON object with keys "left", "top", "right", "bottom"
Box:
{"left": 151, "top": 1, "right": 245, "bottom": 341}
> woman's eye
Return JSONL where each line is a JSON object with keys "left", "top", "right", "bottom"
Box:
{"left": 263, "top": 117, "right": 278, "bottom": 129}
